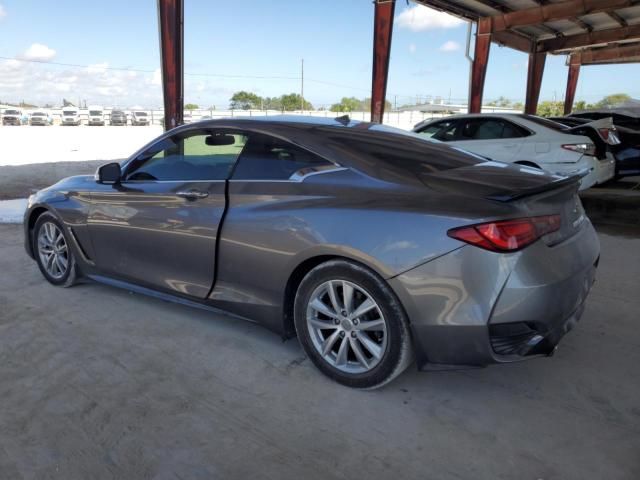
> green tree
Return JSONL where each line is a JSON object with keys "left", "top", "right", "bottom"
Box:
{"left": 229, "top": 91, "right": 263, "bottom": 110}
{"left": 263, "top": 96, "right": 282, "bottom": 110}
{"left": 185, "top": 103, "right": 199, "bottom": 110}
{"left": 536, "top": 101, "right": 564, "bottom": 117}
{"left": 361, "top": 97, "right": 393, "bottom": 112}
{"left": 574, "top": 100, "right": 587, "bottom": 111}
{"left": 595, "top": 93, "right": 631, "bottom": 108}
{"left": 512, "top": 102, "right": 524, "bottom": 111}
{"left": 330, "top": 97, "right": 362, "bottom": 112}
{"left": 279, "top": 93, "right": 313, "bottom": 111}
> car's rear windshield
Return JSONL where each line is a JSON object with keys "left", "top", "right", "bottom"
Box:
{"left": 518, "top": 114, "right": 569, "bottom": 132}
{"left": 4, "top": 110, "right": 20, "bottom": 115}
{"left": 63, "top": 111, "right": 76, "bottom": 116}
{"left": 32, "top": 112, "right": 46, "bottom": 116}
{"left": 89, "top": 110, "right": 102, "bottom": 115}
{"left": 135, "top": 112, "right": 147, "bottom": 116}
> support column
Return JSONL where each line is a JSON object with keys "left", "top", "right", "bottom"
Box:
{"left": 524, "top": 51, "right": 546, "bottom": 114}
{"left": 371, "top": 0, "right": 396, "bottom": 123}
{"left": 157, "top": 0, "right": 184, "bottom": 130}
{"left": 469, "top": 18, "right": 491, "bottom": 114}
{"left": 564, "top": 54, "right": 581, "bottom": 115}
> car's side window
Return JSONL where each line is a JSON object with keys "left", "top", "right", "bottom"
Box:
{"left": 458, "top": 119, "right": 527, "bottom": 141}
{"left": 417, "top": 120, "right": 459, "bottom": 142}
{"left": 231, "top": 133, "right": 333, "bottom": 180}
{"left": 126, "top": 130, "right": 248, "bottom": 181}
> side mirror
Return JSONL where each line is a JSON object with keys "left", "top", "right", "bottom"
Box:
{"left": 96, "top": 162, "right": 122, "bottom": 184}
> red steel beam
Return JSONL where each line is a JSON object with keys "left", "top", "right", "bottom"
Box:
{"left": 469, "top": 18, "right": 492, "bottom": 113}
{"left": 371, "top": 0, "right": 396, "bottom": 123}
{"left": 579, "top": 42, "right": 640, "bottom": 64}
{"left": 158, "top": 0, "right": 184, "bottom": 130}
{"left": 488, "top": 0, "right": 634, "bottom": 33}
{"left": 538, "top": 23, "right": 640, "bottom": 52}
{"left": 524, "top": 51, "right": 546, "bottom": 114}
{"left": 564, "top": 54, "right": 581, "bottom": 114}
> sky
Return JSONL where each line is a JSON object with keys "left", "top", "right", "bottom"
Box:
{"left": 1, "top": 0, "right": 639, "bottom": 109}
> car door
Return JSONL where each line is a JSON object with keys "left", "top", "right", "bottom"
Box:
{"left": 447, "top": 118, "right": 525, "bottom": 162}
{"left": 87, "top": 128, "right": 247, "bottom": 298}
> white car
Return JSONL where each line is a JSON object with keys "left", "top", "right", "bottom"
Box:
{"left": 131, "top": 111, "right": 149, "bottom": 126}
{"left": 413, "top": 113, "right": 616, "bottom": 190}
{"left": 61, "top": 108, "right": 81, "bottom": 126}
{"left": 88, "top": 105, "right": 105, "bottom": 126}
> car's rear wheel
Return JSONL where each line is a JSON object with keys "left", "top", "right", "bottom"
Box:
{"left": 294, "top": 259, "right": 413, "bottom": 389}
{"left": 33, "top": 212, "right": 78, "bottom": 287}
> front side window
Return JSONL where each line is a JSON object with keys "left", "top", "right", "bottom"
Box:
{"left": 232, "top": 133, "right": 333, "bottom": 180}
{"left": 416, "top": 120, "right": 459, "bottom": 142}
{"left": 126, "top": 130, "right": 248, "bottom": 181}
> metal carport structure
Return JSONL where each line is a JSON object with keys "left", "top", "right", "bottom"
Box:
{"left": 156, "top": 0, "right": 640, "bottom": 129}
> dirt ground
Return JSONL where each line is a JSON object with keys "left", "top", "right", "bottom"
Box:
{"left": 1, "top": 223, "right": 639, "bottom": 479}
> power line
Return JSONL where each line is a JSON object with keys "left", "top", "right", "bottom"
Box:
{"left": 0, "top": 56, "right": 300, "bottom": 80}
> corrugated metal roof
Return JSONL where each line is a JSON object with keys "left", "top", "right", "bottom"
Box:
{"left": 414, "top": 0, "right": 640, "bottom": 61}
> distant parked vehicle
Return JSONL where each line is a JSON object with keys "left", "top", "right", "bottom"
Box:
{"left": 29, "top": 111, "right": 52, "bottom": 126}
{"left": 110, "top": 110, "right": 127, "bottom": 126}
{"left": 2, "top": 109, "right": 24, "bottom": 126}
{"left": 413, "top": 113, "right": 615, "bottom": 190}
{"left": 61, "top": 108, "right": 81, "bottom": 126}
{"left": 131, "top": 111, "right": 149, "bottom": 126}
{"left": 88, "top": 106, "right": 105, "bottom": 126}
{"left": 563, "top": 110, "right": 640, "bottom": 179}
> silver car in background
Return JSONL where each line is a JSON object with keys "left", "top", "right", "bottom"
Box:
{"left": 23, "top": 116, "right": 600, "bottom": 388}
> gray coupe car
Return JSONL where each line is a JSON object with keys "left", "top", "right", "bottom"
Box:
{"left": 24, "top": 116, "right": 600, "bottom": 388}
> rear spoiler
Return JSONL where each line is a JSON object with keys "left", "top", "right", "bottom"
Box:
{"left": 488, "top": 171, "right": 585, "bottom": 202}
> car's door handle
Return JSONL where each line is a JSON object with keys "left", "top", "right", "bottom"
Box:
{"left": 175, "top": 189, "right": 209, "bottom": 199}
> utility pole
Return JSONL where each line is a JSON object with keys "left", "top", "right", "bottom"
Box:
{"left": 301, "top": 58, "right": 304, "bottom": 111}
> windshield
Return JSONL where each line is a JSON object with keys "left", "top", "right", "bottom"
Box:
{"left": 89, "top": 110, "right": 102, "bottom": 116}
{"left": 63, "top": 111, "right": 77, "bottom": 116}
{"left": 4, "top": 110, "right": 20, "bottom": 115}
{"left": 135, "top": 112, "right": 147, "bottom": 116}
{"left": 32, "top": 112, "right": 46, "bottom": 116}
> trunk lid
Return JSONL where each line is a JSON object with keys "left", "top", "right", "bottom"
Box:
{"left": 419, "top": 160, "right": 582, "bottom": 202}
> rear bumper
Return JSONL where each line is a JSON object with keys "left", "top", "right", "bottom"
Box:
{"left": 389, "top": 219, "right": 600, "bottom": 370}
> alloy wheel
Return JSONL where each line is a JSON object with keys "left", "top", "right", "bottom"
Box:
{"left": 37, "top": 222, "right": 69, "bottom": 280}
{"left": 306, "top": 280, "right": 388, "bottom": 374}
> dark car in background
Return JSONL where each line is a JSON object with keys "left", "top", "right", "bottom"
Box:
{"left": 552, "top": 112, "right": 640, "bottom": 178}
{"left": 110, "top": 110, "right": 128, "bottom": 126}
{"left": 23, "top": 116, "right": 600, "bottom": 388}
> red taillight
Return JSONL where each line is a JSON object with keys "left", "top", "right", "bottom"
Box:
{"left": 561, "top": 143, "right": 596, "bottom": 156}
{"left": 447, "top": 215, "right": 561, "bottom": 252}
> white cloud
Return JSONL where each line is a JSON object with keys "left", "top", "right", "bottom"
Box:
{"left": 396, "top": 4, "right": 464, "bottom": 31}
{"left": 21, "top": 43, "right": 56, "bottom": 61}
{"left": 409, "top": 43, "right": 417, "bottom": 54}
{"left": 152, "top": 68, "right": 161, "bottom": 85}
{"left": 0, "top": 4, "right": 6, "bottom": 20}
{"left": 439, "top": 40, "right": 461, "bottom": 52}
{"left": 87, "top": 62, "right": 108, "bottom": 74}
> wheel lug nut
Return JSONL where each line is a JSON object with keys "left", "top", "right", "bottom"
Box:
{"left": 353, "top": 319, "right": 359, "bottom": 325}
{"left": 334, "top": 319, "right": 340, "bottom": 325}
{"left": 341, "top": 310, "right": 347, "bottom": 316}
{"left": 340, "top": 331, "right": 345, "bottom": 338}
{"left": 351, "top": 331, "right": 357, "bottom": 338}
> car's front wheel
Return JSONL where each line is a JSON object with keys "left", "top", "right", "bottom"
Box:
{"left": 294, "top": 259, "right": 413, "bottom": 389}
{"left": 33, "top": 212, "right": 78, "bottom": 287}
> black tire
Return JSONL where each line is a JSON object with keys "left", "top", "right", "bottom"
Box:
{"left": 294, "top": 259, "right": 413, "bottom": 389}
{"left": 33, "top": 212, "right": 79, "bottom": 287}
